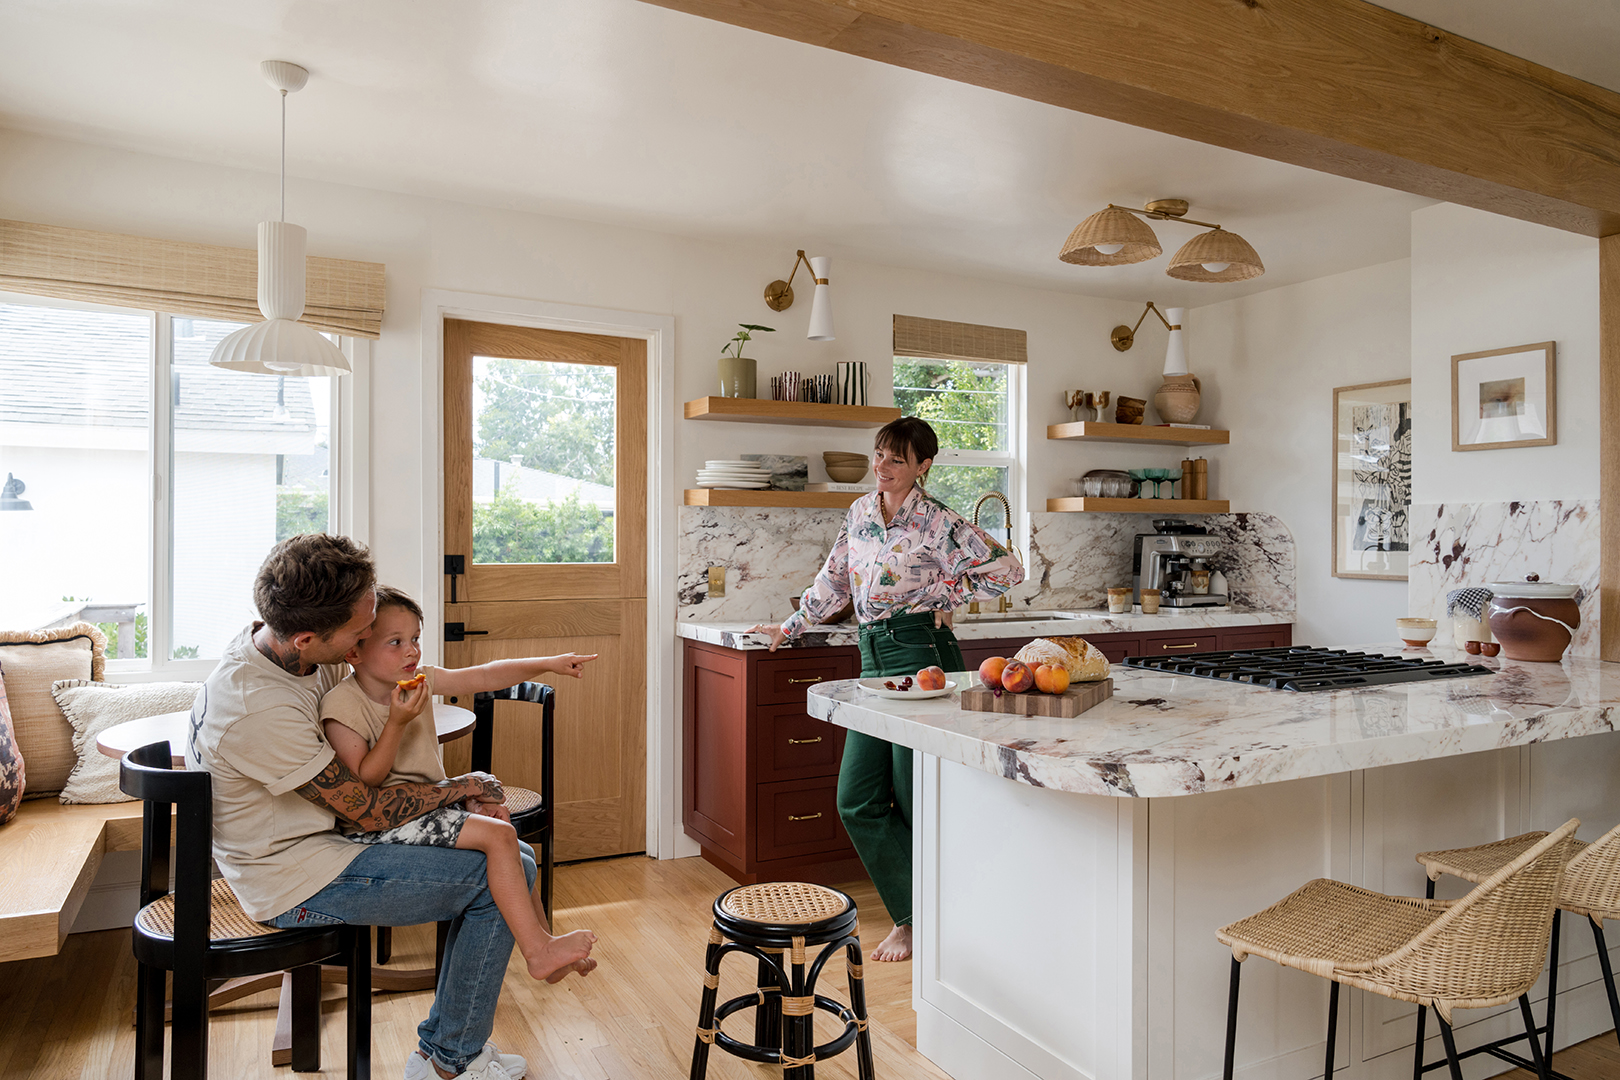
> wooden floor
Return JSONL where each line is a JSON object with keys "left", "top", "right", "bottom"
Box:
{"left": 0, "top": 852, "right": 1613, "bottom": 1080}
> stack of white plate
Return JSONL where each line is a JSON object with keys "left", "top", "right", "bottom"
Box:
{"left": 696, "top": 460, "right": 772, "bottom": 489}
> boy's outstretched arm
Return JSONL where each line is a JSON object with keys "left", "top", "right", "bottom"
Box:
{"left": 434, "top": 653, "right": 599, "bottom": 697}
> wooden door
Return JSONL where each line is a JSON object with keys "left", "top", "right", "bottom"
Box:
{"left": 442, "top": 319, "right": 647, "bottom": 861}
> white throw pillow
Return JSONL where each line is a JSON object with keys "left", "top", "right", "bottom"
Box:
{"left": 51, "top": 680, "right": 201, "bottom": 804}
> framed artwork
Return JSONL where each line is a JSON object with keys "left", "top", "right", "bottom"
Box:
{"left": 1332, "top": 379, "right": 1412, "bottom": 580}
{"left": 1451, "top": 341, "right": 1556, "bottom": 451}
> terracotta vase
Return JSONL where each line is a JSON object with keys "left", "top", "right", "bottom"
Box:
{"left": 1154, "top": 373, "right": 1202, "bottom": 424}
{"left": 1486, "top": 577, "right": 1580, "bottom": 662}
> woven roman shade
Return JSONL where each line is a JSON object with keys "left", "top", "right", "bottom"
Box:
{"left": 893, "top": 314, "right": 1027, "bottom": 365}
{"left": 0, "top": 219, "right": 385, "bottom": 338}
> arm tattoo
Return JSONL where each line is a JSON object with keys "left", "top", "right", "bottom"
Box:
{"left": 294, "top": 756, "right": 478, "bottom": 832}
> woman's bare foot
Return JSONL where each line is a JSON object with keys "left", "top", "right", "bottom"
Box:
{"left": 525, "top": 929, "right": 597, "bottom": 981}
{"left": 870, "top": 924, "right": 912, "bottom": 962}
{"left": 545, "top": 956, "right": 599, "bottom": 984}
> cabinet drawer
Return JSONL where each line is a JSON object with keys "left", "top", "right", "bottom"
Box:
{"left": 1218, "top": 625, "right": 1293, "bottom": 651}
{"left": 1085, "top": 634, "right": 1142, "bottom": 664}
{"left": 1135, "top": 632, "right": 1221, "bottom": 656}
{"left": 756, "top": 705, "right": 845, "bottom": 783}
{"left": 755, "top": 652, "right": 858, "bottom": 706}
{"left": 756, "top": 778, "right": 853, "bottom": 862}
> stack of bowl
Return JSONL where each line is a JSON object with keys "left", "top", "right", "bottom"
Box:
{"left": 823, "top": 452, "right": 870, "bottom": 483}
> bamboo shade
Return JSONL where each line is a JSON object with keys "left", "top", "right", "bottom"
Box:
{"left": 893, "top": 314, "right": 1027, "bottom": 364}
{"left": 0, "top": 219, "right": 385, "bottom": 338}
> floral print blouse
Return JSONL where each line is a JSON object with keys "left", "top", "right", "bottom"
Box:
{"left": 780, "top": 485, "right": 1025, "bottom": 639}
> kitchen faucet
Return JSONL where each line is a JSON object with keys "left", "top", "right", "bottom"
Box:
{"left": 968, "top": 491, "right": 1023, "bottom": 615}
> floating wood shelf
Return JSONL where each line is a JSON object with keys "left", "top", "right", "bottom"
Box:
{"left": 1047, "top": 421, "right": 1230, "bottom": 445}
{"left": 684, "top": 397, "right": 901, "bottom": 427}
{"left": 685, "top": 489, "right": 864, "bottom": 509}
{"left": 1046, "top": 497, "right": 1231, "bottom": 514}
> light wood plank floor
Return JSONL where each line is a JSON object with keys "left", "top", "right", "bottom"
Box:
{"left": 1, "top": 853, "right": 1613, "bottom": 1079}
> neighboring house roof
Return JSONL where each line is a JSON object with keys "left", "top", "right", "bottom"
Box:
{"left": 0, "top": 302, "right": 318, "bottom": 433}
{"left": 473, "top": 456, "right": 615, "bottom": 511}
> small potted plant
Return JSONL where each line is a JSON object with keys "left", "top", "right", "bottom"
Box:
{"left": 718, "top": 323, "right": 773, "bottom": 399}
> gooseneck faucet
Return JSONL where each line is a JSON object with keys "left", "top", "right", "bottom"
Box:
{"left": 969, "top": 491, "right": 1023, "bottom": 614}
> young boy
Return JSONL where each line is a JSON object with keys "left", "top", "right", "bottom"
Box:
{"left": 320, "top": 586, "right": 599, "bottom": 984}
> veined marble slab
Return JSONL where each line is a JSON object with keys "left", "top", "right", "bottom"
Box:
{"left": 805, "top": 642, "right": 1620, "bottom": 798}
{"left": 676, "top": 609, "right": 1295, "bottom": 650}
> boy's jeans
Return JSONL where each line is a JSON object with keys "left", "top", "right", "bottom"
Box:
{"left": 270, "top": 840, "right": 537, "bottom": 1074}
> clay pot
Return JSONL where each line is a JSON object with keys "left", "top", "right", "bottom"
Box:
{"left": 1486, "top": 577, "right": 1580, "bottom": 662}
{"left": 718, "top": 355, "right": 756, "bottom": 399}
{"left": 1154, "top": 374, "right": 1202, "bottom": 424}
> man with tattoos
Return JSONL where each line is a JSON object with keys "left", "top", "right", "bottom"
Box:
{"left": 187, "top": 534, "right": 534, "bottom": 1080}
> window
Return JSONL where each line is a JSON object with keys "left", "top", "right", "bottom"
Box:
{"left": 0, "top": 293, "right": 349, "bottom": 674}
{"left": 892, "top": 356, "right": 1023, "bottom": 547}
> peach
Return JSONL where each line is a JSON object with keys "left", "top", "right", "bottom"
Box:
{"left": 916, "top": 665, "right": 947, "bottom": 691}
{"left": 1034, "top": 664, "right": 1070, "bottom": 695}
{"left": 1000, "top": 659, "right": 1035, "bottom": 694}
{"left": 977, "top": 656, "right": 1008, "bottom": 689}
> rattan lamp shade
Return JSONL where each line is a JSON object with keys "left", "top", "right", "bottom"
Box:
{"left": 1167, "top": 229, "right": 1265, "bottom": 282}
{"left": 1059, "top": 206, "right": 1162, "bottom": 266}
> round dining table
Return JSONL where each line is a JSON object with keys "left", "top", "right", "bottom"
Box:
{"left": 96, "top": 701, "right": 478, "bottom": 765}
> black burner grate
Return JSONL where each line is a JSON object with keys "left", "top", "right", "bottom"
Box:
{"left": 1119, "top": 646, "right": 1495, "bottom": 692}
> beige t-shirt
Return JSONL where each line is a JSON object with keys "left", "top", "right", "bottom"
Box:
{"left": 185, "top": 624, "right": 363, "bottom": 922}
{"left": 319, "top": 667, "right": 447, "bottom": 786}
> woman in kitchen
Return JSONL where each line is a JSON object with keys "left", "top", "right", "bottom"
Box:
{"left": 755, "top": 416, "right": 1024, "bottom": 961}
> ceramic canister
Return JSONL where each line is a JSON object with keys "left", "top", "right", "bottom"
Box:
{"left": 1486, "top": 577, "right": 1581, "bottom": 662}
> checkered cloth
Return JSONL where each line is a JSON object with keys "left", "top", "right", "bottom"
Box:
{"left": 1446, "top": 587, "right": 1494, "bottom": 620}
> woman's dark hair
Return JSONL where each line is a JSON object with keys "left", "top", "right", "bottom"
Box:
{"left": 374, "top": 585, "right": 425, "bottom": 624}
{"left": 874, "top": 416, "right": 939, "bottom": 465}
{"left": 253, "top": 533, "right": 377, "bottom": 640}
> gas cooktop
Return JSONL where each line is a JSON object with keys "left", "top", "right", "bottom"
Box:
{"left": 1120, "top": 646, "right": 1495, "bottom": 692}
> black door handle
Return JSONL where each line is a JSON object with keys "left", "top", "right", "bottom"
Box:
{"left": 444, "top": 622, "right": 490, "bottom": 643}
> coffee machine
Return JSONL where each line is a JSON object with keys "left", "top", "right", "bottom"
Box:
{"left": 1132, "top": 520, "right": 1228, "bottom": 608}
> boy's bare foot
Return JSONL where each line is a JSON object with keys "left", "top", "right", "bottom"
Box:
{"left": 525, "top": 929, "right": 597, "bottom": 982}
{"left": 870, "top": 924, "right": 911, "bottom": 962}
{"left": 545, "top": 956, "right": 598, "bottom": 984}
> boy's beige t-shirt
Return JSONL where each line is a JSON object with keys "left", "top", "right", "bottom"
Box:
{"left": 185, "top": 624, "right": 362, "bottom": 922}
{"left": 319, "top": 667, "right": 448, "bottom": 786}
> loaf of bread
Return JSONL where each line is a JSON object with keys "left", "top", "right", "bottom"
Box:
{"left": 1013, "top": 636, "right": 1110, "bottom": 682}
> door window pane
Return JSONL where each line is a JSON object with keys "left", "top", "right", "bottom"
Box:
{"left": 0, "top": 300, "right": 152, "bottom": 653}
{"left": 471, "top": 355, "right": 616, "bottom": 564}
{"left": 170, "top": 317, "right": 330, "bottom": 658}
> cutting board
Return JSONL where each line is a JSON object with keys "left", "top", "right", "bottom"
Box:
{"left": 958, "top": 678, "right": 1114, "bottom": 717}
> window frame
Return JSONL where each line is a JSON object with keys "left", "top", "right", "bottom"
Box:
{"left": 0, "top": 289, "right": 366, "bottom": 681}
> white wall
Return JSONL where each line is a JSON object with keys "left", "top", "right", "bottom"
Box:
{"left": 1190, "top": 260, "right": 1412, "bottom": 647}
{"left": 1410, "top": 203, "right": 1600, "bottom": 504}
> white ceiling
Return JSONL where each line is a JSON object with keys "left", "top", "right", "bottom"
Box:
{"left": 0, "top": 1, "right": 1612, "bottom": 304}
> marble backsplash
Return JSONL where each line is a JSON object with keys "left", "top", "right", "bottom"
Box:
{"left": 678, "top": 506, "right": 1296, "bottom": 625}
{"left": 1407, "top": 500, "right": 1600, "bottom": 657}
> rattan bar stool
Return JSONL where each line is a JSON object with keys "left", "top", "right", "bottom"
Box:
{"left": 1216, "top": 819, "right": 1578, "bottom": 1080}
{"left": 688, "top": 881, "right": 874, "bottom": 1080}
{"left": 1413, "top": 821, "right": 1620, "bottom": 1080}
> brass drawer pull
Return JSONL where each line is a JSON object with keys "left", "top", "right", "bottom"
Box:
{"left": 1161, "top": 643, "right": 1201, "bottom": 650}
{"left": 786, "top": 676, "right": 825, "bottom": 684}
{"left": 787, "top": 812, "right": 823, "bottom": 822}
{"left": 787, "top": 737, "right": 823, "bottom": 745}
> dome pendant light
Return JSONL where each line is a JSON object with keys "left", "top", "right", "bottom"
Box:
{"left": 1060, "top": 198, "right": 1264, "bottom": 284}
{"left": 209, "top": 61, "right": 350, "bottom": 378}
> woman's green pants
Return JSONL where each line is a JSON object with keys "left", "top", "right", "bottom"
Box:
{"left": 842, "top": 611, "right": 965, "bottom": 928}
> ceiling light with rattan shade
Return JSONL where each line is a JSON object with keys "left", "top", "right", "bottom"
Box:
{"left": 1167, "top": 229, "right": 1265, "bottom": 282}
{"left": 209, "top": 61, "right": 350, "bottom": 378}
{"left": 1059, "top": 206, "right": 1162, "bottom": 265}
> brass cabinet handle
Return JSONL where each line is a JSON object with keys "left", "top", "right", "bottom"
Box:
{"left": 787, "top": 737, "right": 823, "bottom": 745}
{"left": 787, "top": 676, "right": 824, "bottom": 684}
{"left": 1161, "top": 643, "right": 1201, "bottom": 650}
{"left": 787, "top": 812, "right": 823, "bottom": 822}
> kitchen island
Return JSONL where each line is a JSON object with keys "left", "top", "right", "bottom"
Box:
{"left": 806, "top": 644, "right": 1620, "bottom": 1080}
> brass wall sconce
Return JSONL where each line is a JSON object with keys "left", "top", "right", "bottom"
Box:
{"left": 1112, "top": 301, "right": 1190, "bottom": 378}
{"left": 1111, "top": 301, "right": 1172, "bottom": 352}
{"left": 763, "top": 249, "right": 834, "bottom": 340}
{"left": 1061, "top": 198, "right": 1264, "bottom": 283}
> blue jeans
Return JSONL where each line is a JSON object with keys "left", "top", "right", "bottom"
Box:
{"left": 270, "top": 840, "right": 537, "bottom": 1073}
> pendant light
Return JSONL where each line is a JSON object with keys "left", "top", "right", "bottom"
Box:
{"left": 209, "top": 61, "right": 350, "bottom": 377}
{"left": 1059, "top": 199, "right": 1264, "bottom": 283}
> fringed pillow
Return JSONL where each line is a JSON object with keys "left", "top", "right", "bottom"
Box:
{"left": 51, "top": 680, "right": 201, "bottom": 804}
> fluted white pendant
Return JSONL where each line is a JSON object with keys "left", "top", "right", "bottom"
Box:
{"left": 209, "top": 221, "right": 350, "bottom": 375}
{"left": 806, "top": 256, "right": 834, "bottom": 341}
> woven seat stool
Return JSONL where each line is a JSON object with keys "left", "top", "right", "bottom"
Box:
{"left": 688, "top": 882, "right": 874, "bottom": 1080}
{"left": 1413, "top": 821, "right": 1620, "bottom": 1080}
{"left": 1216, "top": 819, "right": 1578, "bottom": 1080}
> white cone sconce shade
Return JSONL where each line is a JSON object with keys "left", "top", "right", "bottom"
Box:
{"left": 210, "top": 221, "right": 351, "bottom": 376}
{"left": 807, "top": 256, "right": 834, "bottom": 341}
{"left": 1059, "top": 206, "right": 1162, "bottom": 266}
{"left": 1161, "top": 307, "right": 1188, "bottom": 376}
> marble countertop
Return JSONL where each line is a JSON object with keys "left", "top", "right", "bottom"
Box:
{"left": 677, "top": 608, "right": 1294, "bottom": 650}
{"left": 804, "top": 643, "right": 1620, "bottom": 798}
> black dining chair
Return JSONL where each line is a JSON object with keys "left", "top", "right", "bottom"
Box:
{"left": 121, "top": 741, "right": 372, "bottom": 1079}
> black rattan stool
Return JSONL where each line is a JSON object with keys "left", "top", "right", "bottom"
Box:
{"left": 689, "top": 882, "right": 874, "bottom": 1080}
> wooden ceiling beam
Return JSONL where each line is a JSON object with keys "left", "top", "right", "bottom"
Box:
{"left": 642, "top": 0, "right": 1620, "bottom": 236}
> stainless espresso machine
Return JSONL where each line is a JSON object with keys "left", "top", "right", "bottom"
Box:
{"left": 1132, "top": 520, "right": 1228, "bottom": 608}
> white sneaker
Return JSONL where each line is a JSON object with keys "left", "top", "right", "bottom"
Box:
{"left": 404, "top": 1044, "right": 526, "bottom": 1080}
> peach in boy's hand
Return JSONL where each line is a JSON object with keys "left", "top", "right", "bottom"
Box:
{"left": 551, "top": 653, "right": 598, "bottom": 679}
{"left": 388, "top": 675, "right": 431, "bottom": 721}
